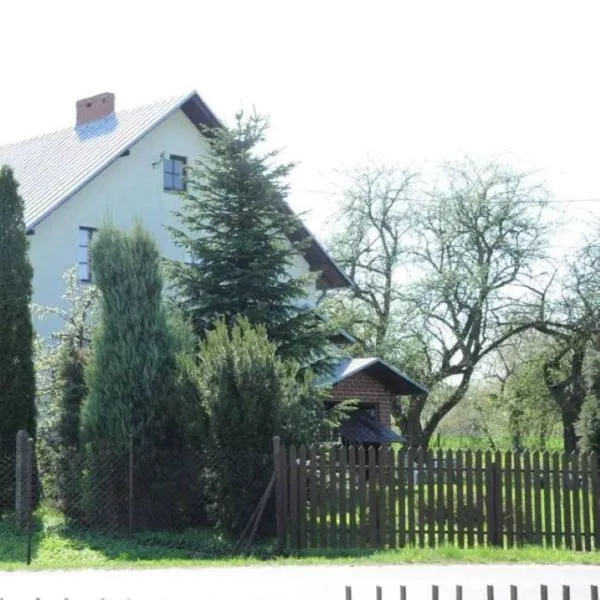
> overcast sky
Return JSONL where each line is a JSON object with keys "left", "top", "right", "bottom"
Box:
{"left": 1, "top": 0, "right": 599, "bottom": 246}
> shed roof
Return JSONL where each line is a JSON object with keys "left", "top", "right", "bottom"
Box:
{"left": 325, "top": 357, "right": 428, "bottom": 396}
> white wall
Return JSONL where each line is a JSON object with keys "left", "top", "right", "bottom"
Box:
{"left": 29, "top": 109, "right": 317, "bottom": 339}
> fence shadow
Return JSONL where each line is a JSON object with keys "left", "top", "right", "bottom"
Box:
{"left": 0, "top": 512, "right": 43, "bottom": 564}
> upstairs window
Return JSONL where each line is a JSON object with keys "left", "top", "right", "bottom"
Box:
{"left": 78, "top": 226, "right": 96, "bottom": 282}
{"left": 184, "top": 249, "right": 203, "bottom": 266}
{"left": 164, "top": 155, "right": 187, "bottom": 191}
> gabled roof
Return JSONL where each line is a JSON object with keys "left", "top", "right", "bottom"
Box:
{"left": 0, "top": 90, "right": 351, "bottom": 289}
{"left": 0, "top": 91, "right": 219, "bottom": 230}
{"left": 325, "top": 357, "right": 428, "bottom": 396}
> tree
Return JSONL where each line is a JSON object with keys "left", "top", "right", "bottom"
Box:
{"left": 168, "top": 112, "right": 331, "bottom": 370}
{"left": 530, "top": 234, "right": 600, "bottom": 451}
{"left": 577, "top": 341, "right": 600, "bottom": 453}
{"left": 0, "top": 165, "right": 36, "bottom": 454}
{"left": 486, "top": 335, "right": 561, "bottom": 450}
{"left": 34, "top": 267, "right": 98, "bottom": 449}
{"left": 80, "top": 223, "right": 183, "bottom": 528}
{"left": 325, "top": 162, "right": 418, "bottom": 357}
{"left": 33, "top": 269, "right": 98, "bottom": 517}
{"left": 199, "top": 317, "right": 329, "bottom": 535}
{"left": 325, "top": 160, "right": 551, "bottom": 447}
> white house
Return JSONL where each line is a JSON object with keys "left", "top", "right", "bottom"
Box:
{"left": 0, "top": 89, "right": 426, "bottom": 441}
{"left": 0, "top": 90, "right": 352, "bottom": 340}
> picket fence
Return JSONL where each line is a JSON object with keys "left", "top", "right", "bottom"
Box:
{"left": 344, "top": 584, "right": 599, "bottom": 599}
{"left": 273, "top": 439, "right": 600, "bottom": 551}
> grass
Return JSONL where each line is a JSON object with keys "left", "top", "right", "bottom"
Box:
{"left": 430, "top": 435, "right": 564, "bottom": 452}
{"left": 0, "top": 510, "right": 598, "bottom": 571}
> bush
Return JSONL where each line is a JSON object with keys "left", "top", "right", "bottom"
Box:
{"left": 199, "top": 318, "right": 326, "bottom": 536}
{"left": 577, "top": 395, "right": 600, "bottom": 454}
{"left": 578, "top": 345, "right": 600, "bottom": 454}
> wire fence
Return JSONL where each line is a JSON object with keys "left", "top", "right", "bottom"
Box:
{"left": 0, "top": 431, "right": 244, "bottom": 563}
{"left": 0, "top": 453, "right": 16, "bottom": 513}
{"left": 35, "top": 439, "right": 212, "bottom": 536}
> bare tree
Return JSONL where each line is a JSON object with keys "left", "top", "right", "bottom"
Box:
{"left": 326, "top": 159, "right": 552, "bottom": 448}
{"left": 325, "top": 162, "right": 418, "bottom": 356}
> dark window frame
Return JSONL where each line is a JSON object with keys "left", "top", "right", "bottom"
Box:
{"left": 163, "top": 154, "right": 187, "bottom": 191}
{"left": 79, "top": 226, "right": 97, "bottom": 283}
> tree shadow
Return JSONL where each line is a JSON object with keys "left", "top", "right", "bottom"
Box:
{"left": 32, "top": 521, "right": 381, "bottom": 564}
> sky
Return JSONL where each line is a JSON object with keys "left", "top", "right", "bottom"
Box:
{"left": 1, "top": 0, "right": 600, "bottom": 247}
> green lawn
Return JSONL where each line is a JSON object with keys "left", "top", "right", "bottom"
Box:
{"left": 0, "top": 511, "right": 598, "bottom": 571}
{"left": 430, "top": 435, "right": 564, "bottom": 452}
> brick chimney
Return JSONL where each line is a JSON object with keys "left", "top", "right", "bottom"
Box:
{"left": 76, "top": 92, "right": 115, "bottom": 126}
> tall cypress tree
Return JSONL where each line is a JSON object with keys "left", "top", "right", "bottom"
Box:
{"left": 0, "top": 165, "right": 36, "bottom": 453}
{"left": 80, "top": 223, "right": 183, "bottom": 528}
{"left": 168, "top": 112, "right": 331, "bottom": 370}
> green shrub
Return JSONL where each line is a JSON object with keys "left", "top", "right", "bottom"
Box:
{"left": 199, "top": 318, "right": 326, "bottom": 536}
{"left": 578, "top": 399, "right": 600, "bottom": 455}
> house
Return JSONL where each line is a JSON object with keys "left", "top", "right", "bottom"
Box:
{"left": 0, "top": 90, "right": 427, "bottom": 442}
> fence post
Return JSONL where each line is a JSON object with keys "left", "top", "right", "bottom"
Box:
{"left": 15, "top": 430, "right": 32, "bottom": 531}
{"left": 25, "top": 437, "right": 34, "bottom": 565}
{"left": 487, "top": 461, "right": 502, "bottom": 547}
{"left": 273, "top": 436, "right": 284, "bottom": 553}
{"left": 128, "top": 434, "right": 134, "bottom": 537}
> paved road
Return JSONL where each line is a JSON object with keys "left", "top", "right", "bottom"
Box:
{"left": 0, "top": 565, "right": 597, "bottom": 600}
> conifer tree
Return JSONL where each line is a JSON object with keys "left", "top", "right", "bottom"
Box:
{"left": 199, "top": 318, "right": 329, "bottom": 535}
{"left": 168, "top": 113, "right": 331, "bottom": 370}
{"left": 0, "top": 166, "right": 36, "bottom": 453}
{"left": 80, "top": 223, "right": 183, "bottom": 528}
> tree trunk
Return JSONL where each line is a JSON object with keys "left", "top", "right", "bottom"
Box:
{"left": 509, "top": 406, "right": 524, "bottom": 452}
{"left": 561, "top": 409, "right": 579, "bottom": 452}
{"left": 404, "top": 414, "right": 429, "bottom": 449}
{"left": 392, "top": 396, "right": 429, "bottom": 449}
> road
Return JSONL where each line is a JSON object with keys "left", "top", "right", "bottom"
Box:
{"left": 0, "top": 565, "right": 597, "bottom": 600}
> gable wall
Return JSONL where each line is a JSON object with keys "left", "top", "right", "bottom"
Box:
{"left": 331, "top": 371, "right": 393, "bottom": 427}
{"left": 29, "top": 109, "right": 316, "bottom": 339}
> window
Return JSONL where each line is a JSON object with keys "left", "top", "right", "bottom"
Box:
{"left": 184, "top": 249, "right": 203, "bottom": 266}
{"left": 78, "top": 226, "right": 96, "bottom": 282}
{"left": 164, "top": 155, "right": 187, "bottom": 191}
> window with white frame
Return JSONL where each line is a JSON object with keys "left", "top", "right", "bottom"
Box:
{"left": 184, "top": 249, "right": 203, "bottom": 266}
{"left": 164, "top": 155, "right": 187, "bottom": 191}
{"left": 78, "top": 226, "right": 96, "bottom": 282}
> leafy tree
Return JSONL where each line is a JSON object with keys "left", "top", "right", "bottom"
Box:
{"left": 325, "top": 160, "right": 551, "bottom": 447}
{"left": 0, "top": 165, "right": 36, "bottom": 455}
{"left": 198, "top": 318, "right": 329, "bottom": 535}
{"left": 577, "top": 341, "right": 600, "bottom": 453}
{"left": 527, "top": 232, "right": 600, "bottom": 451}
{"left": 34, "top": 267, "right": 98, "bottom": 448}
{"left": 168, "top": 112, "right": 331, "bottom": 371}
{"left": 33, "top": 269, "right": 98, "bottom": 517}
{"left": 487, "top": 335, "right": 561, "bottom": 450}
{"left": 80, "top": 223, "right": 183, "bottom": 528}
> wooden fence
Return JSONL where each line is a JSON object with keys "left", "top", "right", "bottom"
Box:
{"left": 344, "top": 584, "right": 600, "bottom": 599}
{"left": 273, "top": 439, "right": 600, "bottom": 551}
